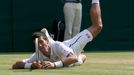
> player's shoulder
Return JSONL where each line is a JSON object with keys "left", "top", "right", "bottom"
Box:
{"left": 52, "top": 41, "right": 68, "bottom": 49}
{"left": 51, "top": 41, "right": 64, "bottom": 52}
{"left": 54, "top": 41, "right": 63, "bottom": 46}
{"left": 50, "top": 41, "right": 62, "bottom": 47}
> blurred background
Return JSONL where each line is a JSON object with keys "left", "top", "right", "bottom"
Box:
{"left": 0, "top": 0, "right": 134, "bottom": 52}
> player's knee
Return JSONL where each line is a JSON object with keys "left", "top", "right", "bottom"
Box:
{"left": 95, "top": 19, "right": 103, "bottom": 31}
{"left": 72, "top": 56, "right": 79, "bottom": 62}
{"left": 97, "top": 24, "right": 103, "bottom": 32}
{"left": 82, "top": 55, "right": 86, "bottom": 63}
{"left": 80, "top": 54, "right": 86, "bottom": 63}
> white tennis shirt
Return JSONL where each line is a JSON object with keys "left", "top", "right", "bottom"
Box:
{"left": 23, "top": 29, "right": 93, "bottom": 64}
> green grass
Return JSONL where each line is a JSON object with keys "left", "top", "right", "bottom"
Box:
{"left": 0, "top": 51, "right": 134, "bottom": 75}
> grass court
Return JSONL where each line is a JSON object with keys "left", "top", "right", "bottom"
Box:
{"left": 0, "top": 51, "right": 134, "bottom": 75}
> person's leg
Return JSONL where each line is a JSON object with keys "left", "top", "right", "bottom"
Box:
{"left": 63, "top": 0, "right": 102, "bottom": 57}
{"left": 73, "top": 54, "right": 86, "bottom": 66}
{"left": 87, "top": 0, "right": 103, "bottom": 38}
{"left": 63, "top": 29, "right": 93, "bottom": 57}
{"left": 64, "top": 3, "right": 75, "bottom": 40}
{"left": 72, "top": 3, "right": 82, "bottom": 37}
{"left": 79, "top": 54, "right": 86, "bottom": 63}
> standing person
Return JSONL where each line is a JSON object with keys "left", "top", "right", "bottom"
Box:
{"left": 63, "top": 0, "right": 82, "bottom": 40}
{"left": 12, "top": 0, "right": 102, "bottom": 69}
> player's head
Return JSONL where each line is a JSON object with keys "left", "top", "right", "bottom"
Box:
{"left": 32, "top": 32, "right": 49, "bottom": 43}
{"left": 32, "top": 32, "right": 50, "bottom": 56}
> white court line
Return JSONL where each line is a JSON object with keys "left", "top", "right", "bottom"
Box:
{"left": 126, "top": 67, "right": 134, "bottom": 70}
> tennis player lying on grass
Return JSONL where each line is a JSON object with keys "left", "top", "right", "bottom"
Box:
{"left": 12, "top": 0, "right": 103, "bottom": 69}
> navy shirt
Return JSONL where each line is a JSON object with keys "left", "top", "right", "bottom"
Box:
{"left": 62, "top": 0, "right": 81, "bottom": 3}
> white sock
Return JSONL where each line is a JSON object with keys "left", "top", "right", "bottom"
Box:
{"left": 92, "top": 0, "right": 100, "bottom": 4}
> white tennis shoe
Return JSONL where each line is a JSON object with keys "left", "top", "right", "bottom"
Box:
{"left": 41, "top": 28, "right": 55, "bottom": 44}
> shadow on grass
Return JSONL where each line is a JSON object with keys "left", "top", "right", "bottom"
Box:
{"left": 0, "top": 52, "right": 33, "bottom": 55}
{"left": 9, "top": 68, "right": 34, "bottom": 72}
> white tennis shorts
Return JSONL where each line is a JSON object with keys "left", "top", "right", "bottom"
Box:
{"left": 63, "top": 29, "right": 93, "bottom": 56}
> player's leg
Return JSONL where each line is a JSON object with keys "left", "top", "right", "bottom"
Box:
{"left": 87, "top": 0, "right": 103, "bottom": 38}
{"left": 63, "top": 0, "right": 102, "bottom": 57}
{"left": 79, "top": 54, "right": 86, "bottom": 63}
{"left": 73, "top": 54, "right": 86, "bottom": 66}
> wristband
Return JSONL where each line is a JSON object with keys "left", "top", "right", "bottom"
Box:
{"left": 53, "top": 61, "right": 63, "bottom": 68}
{"left": 24, "top": 63, "right": 32, "bottom": 69}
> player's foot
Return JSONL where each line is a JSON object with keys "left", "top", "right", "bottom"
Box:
{"left": 41, "top": 28, "right": 51, "bottom": 39}
{"left": 41, "top": 28, "right": 55, "bottom": 44}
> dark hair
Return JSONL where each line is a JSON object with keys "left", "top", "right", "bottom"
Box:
{"left": 32, "top": 32, "right": 47, "bottom": 41}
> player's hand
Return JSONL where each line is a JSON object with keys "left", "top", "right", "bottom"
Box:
{"left": 42, "top": 61, "right": 55, "bottom": 69}
{"left": 31, "top": 61, "right": 43, "bottom": 69}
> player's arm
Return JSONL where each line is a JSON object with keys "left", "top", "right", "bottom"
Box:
{"left": 52, "top": 43, "right": 78, "bottom": 68}
{"left": 42, "top": 52, "right": 77, "bottom": 69}
{"left": 62, "top": 52, "right": 78, "bottom": 66}
{"left": 12, "top": 61, "right": 43, "bottom": 69}
{"left": 12, "top": 61, "right": 25, "bottom": 69}
{"left": 42, "top": 42, "right": 78, "bottom": 69}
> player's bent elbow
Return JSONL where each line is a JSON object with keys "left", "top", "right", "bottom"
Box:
{"left": 68, "top": 55, "right": 78, "bottom": 64}
{"left": 72, "top": 56, "right": 78, "bottom": 63}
